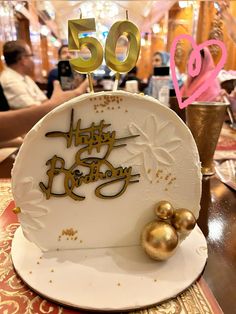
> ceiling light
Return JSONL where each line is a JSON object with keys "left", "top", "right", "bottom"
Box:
{"left": 179, "top": 1, "right": 194, "bottom": 9}
{"left": 152, "top": 24, "right": 161, "bottom": 34}
{"left": 40, "top": 25, "right": 50, "bottom": 36}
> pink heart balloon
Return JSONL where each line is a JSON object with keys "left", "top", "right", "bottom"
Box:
{"left": 170, "top": 34, "right": 227, "bottom": 109}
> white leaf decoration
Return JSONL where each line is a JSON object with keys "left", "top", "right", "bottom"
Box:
{"left": 129, "top": 122, "right": 149, "bottom": 143}
{"left": 14, "top": 177, "right": 49, "bottom": 234}
{"left": 144, "top": 115, "right": 158, "bottom": 144}
{"left": 124, "top": 114, "right": 182, "bottom": 182}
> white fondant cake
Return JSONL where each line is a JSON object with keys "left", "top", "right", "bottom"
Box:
{"left": 12, "top": 91, "right": 201, "bottom": 252}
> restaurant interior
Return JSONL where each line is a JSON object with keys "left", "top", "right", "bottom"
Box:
{"left": 0, "top": 1, "right": 236, "bottom": 314}
{"left": 1, "top": 1, "right": 236, "bottom": 82}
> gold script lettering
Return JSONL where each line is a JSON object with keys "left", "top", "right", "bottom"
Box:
{"left": 39, "top": 109, "right": 140, "bottom": 201}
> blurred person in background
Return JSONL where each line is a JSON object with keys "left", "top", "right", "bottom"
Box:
{"left": 0, "top": 79, "right": 88, "bottom": 143}
{"left": 0, "top": 40, "right": 88, "bottom": 111}
{"left": 146, "top": 51, "right": 183, "bottom": 97}
{"left": 152, "top": 51, "right": 169, "bottom": 67}
{"left": 119, "top": 66, "right": 143, "bottom": 91}
{"left": 0, "top": 40, "right": 47, "bottom": 109}
{"left": 47, "top": 44, "right": 74, "bottom": 98}
{"left": 181, "top": 47, "right": 221, "bottom": 102}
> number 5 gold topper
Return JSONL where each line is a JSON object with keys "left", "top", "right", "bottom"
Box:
{"left": 68, "top": 17, "right": 141, "bottom": 74}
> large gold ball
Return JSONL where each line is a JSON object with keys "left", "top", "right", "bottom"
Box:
{"left": 171, "top": 209, "right": 196, "bottom": 234}
{"left": 155, "top": 201, "right": 174, "bottom": 220}
{"left": 141, "top": 221, "right": 179, "bottom": 261}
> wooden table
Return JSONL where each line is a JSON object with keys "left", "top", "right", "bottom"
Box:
{"left": 199, "top": 176, "right": 236, "bottom": 314}
{"left": 0, "top": 155, "right": 236, "bottom": 313}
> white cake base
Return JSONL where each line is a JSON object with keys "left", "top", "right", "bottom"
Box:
{"left": 11, "top": 226, "right": 207, "bottom": 312}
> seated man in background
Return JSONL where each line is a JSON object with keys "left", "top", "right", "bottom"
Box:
{"left": 0, "top": 40, "right": 88, "bottom": 111}
{"left": 0, "top": 40, "right": 48, "bottom": 109}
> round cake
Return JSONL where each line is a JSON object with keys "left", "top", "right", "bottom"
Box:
{"left": 12, "top": 91, "right": 201, "bottom": 252}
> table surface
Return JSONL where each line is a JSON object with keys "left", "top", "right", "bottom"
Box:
{"left": 0, "top": 158, "right": 236, "bottom": 313}
{"left": 198, "top": 176, "right": 236, "bottom": 314}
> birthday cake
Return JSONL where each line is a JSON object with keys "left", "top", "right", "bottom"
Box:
{"left": 11, "top": 91, "right": 201, "bottom": 253}
{"left": 10, "top": 91, "right": 208, "bottom": 311}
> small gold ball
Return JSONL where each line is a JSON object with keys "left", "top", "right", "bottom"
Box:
{"left": 171, "top": 209, "right": 196, "bottom": 234}
{"left": 155, "top": 201, "right": 174, "bottom": 220}
{"left": 141, "top": 221, "right": 179, "bottom": 261}
{"left": 12, "top": 207, "right": 21, "bottom": 214}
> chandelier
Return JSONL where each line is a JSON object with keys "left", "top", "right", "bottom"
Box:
{"left": 79, "top": 1, "right": 119, "bottom": 21}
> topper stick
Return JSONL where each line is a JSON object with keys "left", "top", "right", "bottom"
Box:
{"left": 87, "top": 72, "right": 94, "bottom": 93}
{"left": 113, "top": 72, "right": 120, "bottom": 91}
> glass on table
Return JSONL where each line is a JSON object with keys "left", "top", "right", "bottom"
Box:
{"left": 186, "top": 101, "right": 228, "bottom": 176}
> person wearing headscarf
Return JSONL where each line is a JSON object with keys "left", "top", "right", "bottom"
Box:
{"left": 146, "top": 51, "right": 183, "bottom": 97}
{"left": 181, "top": 47, "right": 221, "bottom": 101}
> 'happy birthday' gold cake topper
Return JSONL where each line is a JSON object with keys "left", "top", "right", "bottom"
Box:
{"left": 39, "top": 109, "right": 140, "bottom": 201}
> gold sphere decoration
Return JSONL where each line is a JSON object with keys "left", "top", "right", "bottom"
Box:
{"left": 12, "top": 207, "right": 21, "bottom": 214}
{"left": 155, "top": 201, "right": 174, "bottom": 220}
{"left": 171, "top": 209, "right": 196, "bottom": 234}
{"left": 141, "top": 221, "right": 179, "bottom": 261}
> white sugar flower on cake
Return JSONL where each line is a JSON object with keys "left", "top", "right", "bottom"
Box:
{"left": 13, "top": 177, "right": 49, "bottom": 236}
{"left": 125, "top": 114, "right": 182, "bottom": 182}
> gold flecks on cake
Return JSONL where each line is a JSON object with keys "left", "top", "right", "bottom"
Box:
{"left": 80, "top": 240, "right": 83, "bottom": 243}
{"left": 49, "top": 280, "right": 52, "bottom": 283}
{"left": 90, "top": 95, "right": 124, "bottom": 113}
{"left": 147, "top": 169, "right": 151, "bottom": 174}
{"left": 29, "top": 271, "right": 32, "bottom": 274}
{"left": 117, "top": 283, "right": 121, "bottom": 286}
{"left": 51, "top": 269, "right": 54, "bottom": 272}
{"left": 37, "top": 262, "right": 40, "bottom": 265}
{"left": 62, "top": 228, "right": 78, "bottom": 236}
{"left": 156, "top": 169, "right": 163, "bottom": 178}
{"left": 125, "top": 109, "right": 128, "bottom": 113}
{"left": 154, "top": 279, "right": 157, "bottom": 282}
{"left": 39, "top": 256, "right": 42, "bottom": 259}
{"left": 58, "top": 228, "right": 78, "bottom": 241}
{"left": 155, "top": 169, "right": 177, "bottom": 190}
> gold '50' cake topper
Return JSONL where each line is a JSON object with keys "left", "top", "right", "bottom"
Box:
{"left": 68, "top": 11, "right": 141, "bottom": 89}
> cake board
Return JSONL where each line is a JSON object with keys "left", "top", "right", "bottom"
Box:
{"left": 11, "top": 225, "right": 207, "bottom": 312}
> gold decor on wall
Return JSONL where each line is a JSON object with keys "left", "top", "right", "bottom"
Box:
{"left": 174, "top": 39, "right": 184, "bottom": 67}
{"left": 208, "top": 12, "right": 224, "bottom": 56}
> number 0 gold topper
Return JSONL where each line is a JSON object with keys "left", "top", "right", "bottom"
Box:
{"left": 68, "top": 16, "right": 141, "bottom": 74}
